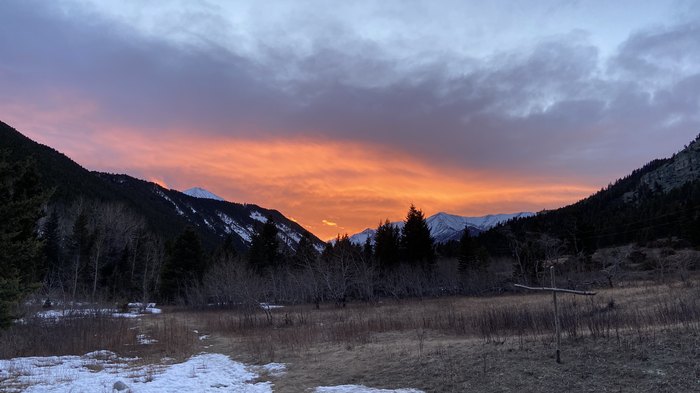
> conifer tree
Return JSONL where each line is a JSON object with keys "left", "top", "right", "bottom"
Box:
{"left": 374, "top": 219, "right": 400, "bottom": 269}
{"left": 293, "top": 231, "right": 319, "bottom": 266}
{"left": 458, "top": 227, "right": 481, "bottom": 272}
{"left": 0, "top": 155, "right": 48, "bottom": 328}
{"left": 159, "top": 227, "right": 205, "bottom": 302}
{"left": 248, "top": 216, "right": 281, "bottom": 274}
{"left": 213, "top": 234, "right": 239, "bottom": 263}
{"left": 69, "top": 210, "right": 91, "bottom": 300}
{"left": 401, "top": 205, "right": 434, "bottom": 267}
{"left": 362, "top": 237, "right": 373, "bottom": 264}
{"left": 43, "top": 209, "right": 62, "bottom": 281}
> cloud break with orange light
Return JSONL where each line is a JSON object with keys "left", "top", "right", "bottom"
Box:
{"left": 18, "top": 127, "right": 597, "bottom": 240}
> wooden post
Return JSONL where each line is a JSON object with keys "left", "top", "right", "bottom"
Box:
{"left": 514, "top": 268, "right": 596, "bottom": 364}
{"left": 550, "top": 266, "right": 561, "bottom": 363}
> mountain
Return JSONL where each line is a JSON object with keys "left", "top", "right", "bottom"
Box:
{"left": 0, "top": 120, "right": 322, "bottom": 251}
{"left": 427, "top": 212, "right": 535, "bottom": 242}
{"left": 349, "top": 211, "right": 534, "bottom": 245}
{"left": 491, "top": 134, "right": 700, "bottom": 252}
{"left": 183, "top": 187, "right": 225, "bottom": 201}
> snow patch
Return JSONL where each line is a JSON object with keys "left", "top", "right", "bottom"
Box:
{"left": 203, "top": 218, "right": 214, "bottom": 230}
{"left": 250, "top": 211, "right": 267, "bottom": 223}
{"left": 156, "top": 190, "right": 184, "bottom": 216}
{"left": 276, "top": 223, "right": 301, "bottom": 244}
{"left": 260, "top": 303, "right": 284, "bottom": 310}
{"left": 217, "top": 212, "right": 253, "bottom": 243}
{"left": 36, "top": 308, "right": 138, "bottom": 320}
{"left": 0, "top": 353, "right": 275, "bottom": 393}
{"left": 258, "top": 363, "right": 286, "bottom": 377}
{"left": 137, "top": 334, "right": 158, "bottom": 345}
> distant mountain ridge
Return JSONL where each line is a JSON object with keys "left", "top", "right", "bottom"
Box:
{"left": 349, "top": 211, "right": 534, "bottom": 245}
{"left": 0, "top": 120, "right": 322, "bottom": 251}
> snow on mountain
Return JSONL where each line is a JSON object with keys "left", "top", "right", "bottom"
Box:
{"left": 461, "top": 212, "right": 535, "bottom": 230}
{"left": 347, "top": 228, "right": 377, "bottom": 245}
{"left": 250, "top": 211, "right": 268, "bottom": 222}
{"left": 349, "top": 211, "right": 534, "bottom": 245}
{"left": 183, "top": 187, "right": 225, "bottom": 201}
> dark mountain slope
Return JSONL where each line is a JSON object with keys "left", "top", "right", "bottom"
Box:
{"left": 0, "top": 120, "right": 321, "bottom": 251}
{"left": 485, "top": 135, "right": 700, "bottom": 253}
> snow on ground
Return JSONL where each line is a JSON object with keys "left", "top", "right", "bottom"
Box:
{"left": 315, "top": 386, "right": 424, "bottom": 393}
{"left": 136, "top": 334, "right": 158, "bottom": 345}
{"left": 35, "top": 309, "right": 140, "bottom": 320}
{"left": 0, "top": 351, "right": 423, "bottom": 393}
{"left": 0, "top": 352, "right": 278, "bottom": 393}
{"left": 259, "top": 363, "right": 286, "bottom": 377}
{"left": 259, "top": 303, "right": 284, "bottom": 310}
{"left": 127, "top": 303, "right": 162, "bottom": 314}
{"left": 33, "top": 303, "right": 162, "bottom": 321}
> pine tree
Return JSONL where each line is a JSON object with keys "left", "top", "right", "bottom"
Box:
{"left": 159, "top": 227, "right": 205, "bottom": 302}
{"left": 362, "top": 237, "right": 373, "bottom": 264}
{"left": 374, "top": 219, "right": 400, "bottom": 270}
{"left": 43, "top": 209, "right": 62, "bottom": 281}
{"left": 0, "top": 155, "right": 49, "bottom": 328}
{"left": 401, "top": 205, "right": 435, "bottom": 267}
{"left": 458, "top": 227, "right": 481, "bottom": 272}
{"left": 248, "top": 216, "right": 281, "bottom": 274}
{"left": 68, "top": 210, "right": 91, "bottom": 301}
{"left": 292, "top": 231, "right": 319, "bottom": 266}
{"left": 213, "top": 234, "right": 239, "bottom": 263}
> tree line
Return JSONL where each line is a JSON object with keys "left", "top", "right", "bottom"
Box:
{"left": 0, "top": 153, "right": 496, "bottom": 326}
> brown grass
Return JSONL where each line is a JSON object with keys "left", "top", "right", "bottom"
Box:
{"left": 170, "top": 279, "right": 700, "bottom": 392}
{"left": 0, "top": 315, "right": 140, "bottom": 359}
{"left": 4, "top": 279, "right": 700, "bottom": 392}
{"left": 0, "top": 312, "right": 201, "bottom": 363}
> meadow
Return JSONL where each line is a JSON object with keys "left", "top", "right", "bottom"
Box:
{"left": 3, "top": 272, "right": 699, "bottom": 392}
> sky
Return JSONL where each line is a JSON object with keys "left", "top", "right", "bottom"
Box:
{"left": 2, "top": 0, "right": 700, "bottom": 240}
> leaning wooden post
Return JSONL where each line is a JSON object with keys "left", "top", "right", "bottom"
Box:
{"left": 550, "top": 266, "right": 561, "bottom": 364}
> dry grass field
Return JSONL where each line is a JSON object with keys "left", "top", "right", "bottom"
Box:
{"left": 2, "top": 278, "right": 700, "bottom": 392}
{"left": 184, "top": 279, "right": 700, "bottom": 392}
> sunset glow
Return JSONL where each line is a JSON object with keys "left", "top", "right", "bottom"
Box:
{"left": 16, "top": 125, "right": 597, "bottom": 239}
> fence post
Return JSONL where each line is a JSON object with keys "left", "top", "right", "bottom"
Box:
{"left": 550, "top": 266, "right": 561, "bottom": 363}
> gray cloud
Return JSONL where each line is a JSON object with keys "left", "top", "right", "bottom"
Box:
{"left": 1, "top": 0, "right": 699, "bottom": 186}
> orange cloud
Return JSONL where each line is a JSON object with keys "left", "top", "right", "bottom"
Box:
{"left": 20, "top": 126, "right": 598, "bottom": 240}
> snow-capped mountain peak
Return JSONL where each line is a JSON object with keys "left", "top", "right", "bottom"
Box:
{"left": 348, "top": 211, "right": 534, "bottom": 245}
{"left": 182, "top": 187, "right": 225, "bottom": 201}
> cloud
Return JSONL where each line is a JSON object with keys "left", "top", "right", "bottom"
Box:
{"left": 322, "top": 220, "right": 338, "bottom": 227}
{"left": 1, "top": 0, "right": 700, "bottom": 238}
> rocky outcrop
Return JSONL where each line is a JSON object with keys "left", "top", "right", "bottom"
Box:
{"left": 640, "top": 136, "right": 700, "bottom": 193}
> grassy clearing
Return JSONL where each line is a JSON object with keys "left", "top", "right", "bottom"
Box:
{"left": 176, "top": 278, "right": 700, "bottom": 392}
{"left": 195, "top": 279, "right": 700, "bottom": 354}
{"left": 0, "top": 315, "right": 140, "bottom": 359}
{"left": 3, "top": 279, "right": 700, "bottom": 392}
{"left": 0, "top": 313, "right": 200, "bottom": 363}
